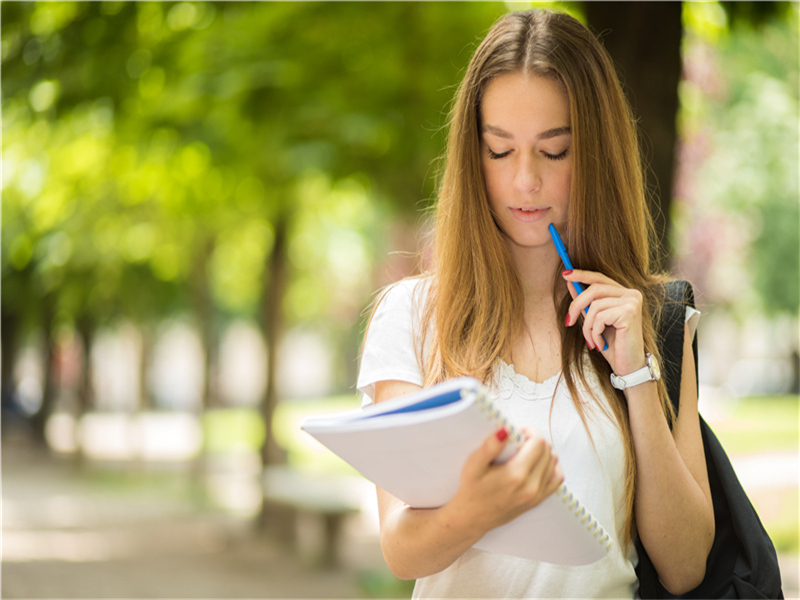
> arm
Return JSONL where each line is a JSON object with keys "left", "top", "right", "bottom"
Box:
{"left": 373, "top": 379, "right": 564, "bottom": 580}
{"left": 624, "top": 323, "right": 714, "bottom": 593}
{"left": 563, "top": 271, "right": 714, "bottom": 594}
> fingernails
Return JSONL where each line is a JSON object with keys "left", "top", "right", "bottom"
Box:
{"left": 586, "top": 339, "right": 595, "bottom": 350}
{"left": 496, "top": 428, "right": 509, "bottom": 442}
{"left": 561, "top": 269, "right": 573, "bottom": 277}
{"left": 564, "top": 314, "right": 571, "bottom": 327}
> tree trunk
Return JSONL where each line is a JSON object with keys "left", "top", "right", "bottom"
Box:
{"left": 585, "top": 2, "right": 683, "bottom": 271}
{"left": 75, "top": 316, "right": 95, "bottom": 416}
{"left": 1, "top": 308, "right": 21, "bottom": 435}
{"left": 137, "top": 325, "right": 153, "bottom": 413}
{"left": 257, "top": 212, "right": 291, "bottom": 535}
{"left": 193, "top": 237, "right": 218, "bottom": 414}
{"left": 190, "top": 237, "right": 218, "bottom": 479}
{"left": 260, "top": 214, "right": 289, "bottom": 468}
{"left": 29, "top": 297, "right": 57, "bottom": 447}
{"left": 74, "top": 315, "right": 95, "bottom": 468}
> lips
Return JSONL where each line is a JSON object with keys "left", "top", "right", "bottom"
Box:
{"left": 509, "top": 206, "right": 550, "bottom": 222}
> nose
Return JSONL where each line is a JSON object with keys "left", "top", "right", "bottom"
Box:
{"left": 513, "top": 153, "right": 541, "bottom": 194}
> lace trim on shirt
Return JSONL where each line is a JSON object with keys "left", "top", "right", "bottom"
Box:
{"left": 490, "top": 357, "right": 604, "bottom": 405}
{"left": 490, "top": 359, "right": 562, "bottom": 402}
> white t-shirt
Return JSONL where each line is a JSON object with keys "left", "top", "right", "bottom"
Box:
{"left": 357, "top": 277, "right": 700, "bottom": 599}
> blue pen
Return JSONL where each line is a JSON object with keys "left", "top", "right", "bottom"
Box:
{"left": 548, "top": 223, "right": 608, "bottom": 351}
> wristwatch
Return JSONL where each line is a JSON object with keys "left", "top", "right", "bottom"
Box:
{"left": 610, "top": 353, "right": 661, "bottom": 390}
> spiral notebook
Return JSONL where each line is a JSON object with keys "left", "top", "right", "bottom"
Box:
{"left": 301, "top": 377, "right": 613, "bottom": 565}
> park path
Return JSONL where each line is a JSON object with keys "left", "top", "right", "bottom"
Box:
{"left": 1, "top": 429, "right": 394, "bottom": 600}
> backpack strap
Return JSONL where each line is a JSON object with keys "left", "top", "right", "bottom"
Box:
{"left": 658, "top": 280, "right": 697, "bottom": 419}
{"left": 635, "top": 280, "right": 697, "bottom": 599}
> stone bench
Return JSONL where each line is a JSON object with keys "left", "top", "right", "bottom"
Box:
{"left": 262, "top": 466, "right": 362, "bottom": 567}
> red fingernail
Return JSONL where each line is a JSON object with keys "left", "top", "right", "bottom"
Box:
{"left": 586, "top": 339, "right": 595, "bottom": 350}
{"left": 562, "top": 270, "right": 573, "bottom": 276}
{"left": 564, "top": 314, "right": 571, "bottom": 327}
{"left": 496, "top": 428, "right": 509, "bottom": 442}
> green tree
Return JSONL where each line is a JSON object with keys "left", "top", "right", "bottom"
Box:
{"left": 4, "top": 1, "right": 794, "bottom": 460}
{"left": 1, "top": 2, "right": 511, "bottom": 456}
{"left": 675, "top": 2, "right": 799, "bottom": 317}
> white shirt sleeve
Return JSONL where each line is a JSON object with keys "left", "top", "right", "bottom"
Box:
{"left": 356, "top": 279, "right": 426, "bottom": 406}
{"left": 685, "top": 305, "right": 701, "bottom": 340}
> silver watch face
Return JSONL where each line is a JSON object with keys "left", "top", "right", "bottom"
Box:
{"left": 648, "top": 353, "right": 661, "bottom": 381}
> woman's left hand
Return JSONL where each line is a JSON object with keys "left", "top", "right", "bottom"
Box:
{"left": 562, "top": 269, "right": 647, "bottom": 377}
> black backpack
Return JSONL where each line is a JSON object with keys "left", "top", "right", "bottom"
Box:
{"left": 635, "top": 280, "right": 784, "bottom": 599}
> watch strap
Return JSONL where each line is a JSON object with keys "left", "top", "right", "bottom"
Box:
{"left": 610, "top": 353, "right": 659, "bottom": 390}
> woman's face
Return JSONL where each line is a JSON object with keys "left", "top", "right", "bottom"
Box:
{"left": 480, "top": 72, "right": 572, "bottom": 250}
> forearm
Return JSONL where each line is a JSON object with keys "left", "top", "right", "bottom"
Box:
{"left": 626, "top": 381, "right": 714, "bottom": 592}
{"left": 371, "top": 382, "right": 563, "bottom": 580}
{"left": 561, "top": 272, "right": 714, "bottom": 591}
{"left": 377, "top": 490, "right": 485, "bottom": 580}
{"left": 377, "top": 428, "right": 563, "bottom": 580}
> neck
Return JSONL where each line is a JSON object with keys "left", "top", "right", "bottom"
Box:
{"left": 508, "top": 242, "right": 564, "bottom": 309}
{"left": 505, "top": 242, "right": 566, "bottom": 381}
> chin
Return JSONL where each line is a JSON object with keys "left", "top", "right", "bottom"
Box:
{"left": 506, "top": 234, "right": 552, "bottom": 251}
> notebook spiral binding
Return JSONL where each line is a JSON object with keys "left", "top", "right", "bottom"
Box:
{"left": 559, "top": 484, "right": 614, "bottom": 550}
{"left": 468, "top": 386, "right": 614, "bottom": 552}
{"left": 471, "top": 387, "right": 527, "bottom": 446}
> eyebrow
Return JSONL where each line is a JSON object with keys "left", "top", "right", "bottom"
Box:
{"left": 482, "top": 124, "right": 571, "bottom": 141}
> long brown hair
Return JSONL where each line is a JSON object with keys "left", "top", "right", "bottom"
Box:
{"left": 416, "top": 9, "right": 675, "bottom": 546}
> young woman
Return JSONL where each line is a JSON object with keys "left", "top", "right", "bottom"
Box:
{"left": 357, "top": 9, "right": 714, "bottom": 598}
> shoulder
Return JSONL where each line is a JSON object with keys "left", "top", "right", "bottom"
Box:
{"left": 373, "top": 275, "right": 432, "bottom": 315}
{"left": 362, "top": 275, "right": 434, "bottom": 344}
{"left": 647, "top": 277, "right": 694, "bottom": 304}
{"left": 652, "top": 278, "right": 700, "bottom": 414}
{"left": 661, "top": 279, "right": 695, "bottom": 305}
{"left": 648, "top": 279, "right": 698, "bottom": 340}
{"left": 358, "top": 276, "right": 432, "bottom": 404}
{"left": 652, "top": 279, "right": 699, "bottom": 333}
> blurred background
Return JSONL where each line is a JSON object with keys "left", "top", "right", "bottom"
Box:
{"left": 1, "top": 1, "right": 798, "bottom": 598}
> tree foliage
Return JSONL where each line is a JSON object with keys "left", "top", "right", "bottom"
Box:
{"left": 2, "top": 1, "right": 510, "bottom": 319}
{"left": 1, "top": 2, "right": 510, "bottom": 435}
{"left": 3, "top": 2, "right": 795, "bottom": 434}
{"left": 675, "top": 2, "right": 799, "bottom": 317}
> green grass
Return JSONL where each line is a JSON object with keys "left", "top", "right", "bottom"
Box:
{"left": 710, "top": 395, "right": 799, "bottom": 455}
{"left": 272, "top": 394, "right": 363, "bottom": 475}
{"left": 200, "top": 398, "right": 364, "bottom": 476}
{"left": 203, "top": 407, "right": 267, "bottom": 452}
{"left": 358, "top": 570, "right": 416, "bottom": 598}
{"left": 761, "top": 487, "right": 799, "bottom": 554}
{"left": 708, "top": 395, "right": 799, "bottom": 554}
{"left": 80, "top": 463, "right": 214, "bottom": 510}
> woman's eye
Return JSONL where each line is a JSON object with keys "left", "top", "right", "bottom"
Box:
{"left": 544, "top": 148, "right": 569, "bottom": 161}
{"left": 487, "top": 148, "right": 511, "bottom": 160}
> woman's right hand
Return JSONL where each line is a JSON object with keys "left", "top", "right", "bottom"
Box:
{"left": 450, "top": 427, "right": 564, "bottom": 537}
{"left": 373, "top": 379, "right": 564, "bottom": 579}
